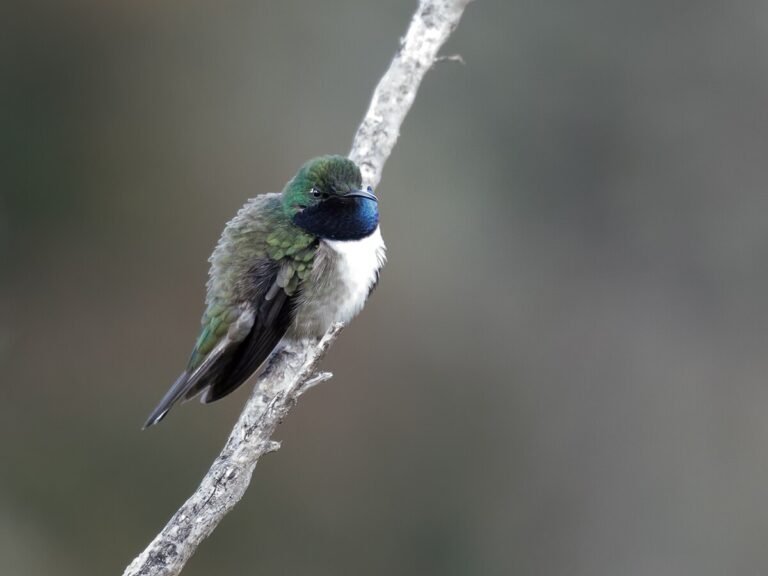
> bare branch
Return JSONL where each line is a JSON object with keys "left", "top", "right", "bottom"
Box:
{"left": 123, "top": 2, "right": 470, "bottom": 574}
{"left": 350, "top": 0, "right": 473, "bottom": 187}
{"left": 297, "top": 371, "right": 334, "bottom": 396}
{"left": 435, "top": 53, "right": 466, "bottom": 65}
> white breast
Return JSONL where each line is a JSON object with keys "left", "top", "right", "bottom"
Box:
{"left": 323, "top": 226, "right": 387, "bottom": 323}
{"left": 289, "top": 226, "right": 386, "bottom": 337}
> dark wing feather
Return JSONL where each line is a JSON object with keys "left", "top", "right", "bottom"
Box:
{"left": 143, "top": 259, "right": 296, "bottom": 427}
{"left": 142, "top": 371, "right": 196, "bottom": 428}
{"left": 199, "top": 284, "right": 294, "bottom": 403}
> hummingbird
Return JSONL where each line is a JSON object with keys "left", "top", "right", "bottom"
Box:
{"left": 143, "top": 155, "right": 385, "bottom": 428}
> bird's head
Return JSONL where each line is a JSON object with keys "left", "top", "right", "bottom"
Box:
{"left": 283, "top": 155, "right": 379, "bottom": 241}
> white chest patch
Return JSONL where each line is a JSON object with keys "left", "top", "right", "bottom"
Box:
{"left": 290, "top": 226, "right": 386, "bottom": 337}
{"left": 324, "top": 226, "right": 387, "bottom": 323}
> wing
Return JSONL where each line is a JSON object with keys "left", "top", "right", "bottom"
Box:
{"left": 143, "top": 257, "right": 311, "bottom": 428}
{"left": 143, "top": 195, "right": 318, "bottom": 428}
{"left": 195, "top": 259, "right": 294, "bottom": 403}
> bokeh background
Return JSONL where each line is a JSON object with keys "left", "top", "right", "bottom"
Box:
{"left": 4, "top": 1, "right": 768, "bottom": 574}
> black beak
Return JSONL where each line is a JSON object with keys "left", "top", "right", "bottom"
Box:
{"left": 343, "top": 187, "right": 378, "bottom": 202}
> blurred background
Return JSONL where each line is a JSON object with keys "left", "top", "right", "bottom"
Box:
{"left": 3, "top": 0, "right": 768, "bottom": 574}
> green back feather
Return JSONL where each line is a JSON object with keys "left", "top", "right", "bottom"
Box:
{"left": 186, "top": 194, "right": 316, "bottom": 371}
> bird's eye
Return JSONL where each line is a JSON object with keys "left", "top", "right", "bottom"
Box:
{"left": 311, "top": 188, "right": 321, "bottom": 198}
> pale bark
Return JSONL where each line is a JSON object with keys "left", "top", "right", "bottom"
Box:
{"left": 123, "top": 2, "right": 471, "bottom": 574}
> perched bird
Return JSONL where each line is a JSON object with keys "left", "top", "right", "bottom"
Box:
{"left": 144, "top": 155, "right": 385, "bottom": 428}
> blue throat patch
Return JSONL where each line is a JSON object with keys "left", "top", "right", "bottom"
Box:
{"left": 294, "top": 197, "right": 379, "bottom": 241}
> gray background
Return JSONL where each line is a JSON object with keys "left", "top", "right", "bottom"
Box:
{"left": 3, "top": 1, "right": 768, "bottom": 574}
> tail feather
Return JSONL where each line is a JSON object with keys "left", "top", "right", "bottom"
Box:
{"left": 142, "top": 371, "right": 192, "bottom": 429}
